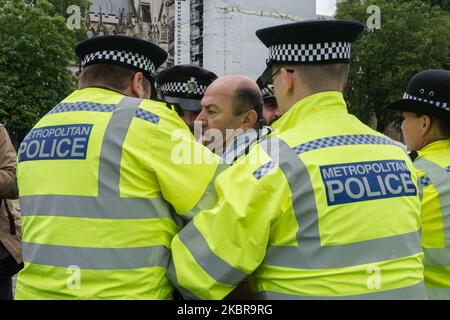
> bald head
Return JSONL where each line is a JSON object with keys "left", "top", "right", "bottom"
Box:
{"left": 206, "top": 75, "right": 263, "bottom": 117}
{"left": 208, "top": 75, "right": 260, "bottom": 96}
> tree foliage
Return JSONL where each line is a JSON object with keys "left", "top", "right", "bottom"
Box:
{"left": 46, "top": 0, "right": 91, "bottom": 16}
{"left": 0, "top": 0, "right": 85, "bottom": 144}
{"left": 45, "top": 0, "right": 91, "bottom": 42}
{"left": 415, "top": 0, "right": 450, "bottom": 11}
{"left": 24, "top": 0, "right": 91, "bottom": 42}
{"left": 336, "top": 0, "right": 450, "bottom": 133}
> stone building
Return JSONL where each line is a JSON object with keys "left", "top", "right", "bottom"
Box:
{"left": 86, "top": 0, "right": 175, "bottom": 67}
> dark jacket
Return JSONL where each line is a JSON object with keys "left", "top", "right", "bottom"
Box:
{"left": 0, "top": 125, "right": 22, "bottom": 264}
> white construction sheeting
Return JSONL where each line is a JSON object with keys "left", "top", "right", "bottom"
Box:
{"left": 175, "top": 0, "right": 191, "bottom": 65}
{"left": 202, "top": 0, "right": 316, "bottom": 80}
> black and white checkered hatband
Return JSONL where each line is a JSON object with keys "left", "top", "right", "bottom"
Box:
{"left": 268, "top": 41, "right": 352, "bottom": 63}
{"left": 403, "top": 93, "right": 449, "bottom": 112}
{"left": 160, "top": 80, "right": 207, "bottom": 97}
{"left": 82, "top": 50, "right": 156, "bottom": 78}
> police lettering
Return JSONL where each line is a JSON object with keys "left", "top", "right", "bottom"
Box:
{"left": 321, "top": 160, "right": 417, "bottom": 206}
{"left": 19, "top": 124, "right": 93, "bottom": 162}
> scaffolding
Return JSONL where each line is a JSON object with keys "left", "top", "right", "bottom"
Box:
{"left": 190, "top": 0, "right": 203, "bottom": 66}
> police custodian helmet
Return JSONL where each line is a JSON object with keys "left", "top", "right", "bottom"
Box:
{"left": 386, "top": 69, "right": 450, "bottom": 121}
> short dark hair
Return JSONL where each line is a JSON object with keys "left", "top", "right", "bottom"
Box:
{"left": 233, "top": 87, "right": 263, "bottom": 126}
{"left": 435, "top": 117, "right": 450, "bottom": 137}
{"left": 263, "top": 96, "right": 278, "bottom": 107}
{"left": 79, "top": 63, "right": 151, "bottom": 94}
{"left": 416, "top": 113, "right": 450, "bottom": 138}
{"left": 273, "top": 63, "right": 349, "bottom": 92}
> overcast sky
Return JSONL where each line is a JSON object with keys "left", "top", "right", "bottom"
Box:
{"left": 316, "top": 0, "right": 337, "bottom": 16}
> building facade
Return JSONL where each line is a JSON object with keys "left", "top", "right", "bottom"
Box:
{"left": 201, "top": 0, "right": 316, "bottom": 79}
{"left": 87, "top": 0, "right": 317, "bottom": 79}
{"left": 86, "top": 0, "right": 175, "bottom": 67}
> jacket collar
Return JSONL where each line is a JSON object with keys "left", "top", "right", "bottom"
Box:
{"left": 418, "top": 138, "right": 450, "bottom": 156}
{"left": 223, "top": 130, "right": 259, "bottom": 164}
{"left": 271, "top": 91, "right": 348, "bottom": 133}
{"left": 77, "top": 86, "right": 125, "bottom": 97}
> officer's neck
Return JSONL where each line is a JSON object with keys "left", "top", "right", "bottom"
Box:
{"left": 416, "top": 126, "right": 449, "bottom": 152}
{"left": 283, "top": 85, "right": 343, "bottom": 114}
{"left": 83, "top": 85, "right": 140, "bottom": 98}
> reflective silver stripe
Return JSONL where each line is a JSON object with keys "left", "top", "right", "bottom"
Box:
{"left": 254, "top": 281, "right": 426, "bottom": 300}
{"left": 423, "top": 247, "right": 450, "bottom": 267}
{"left": 167, "top": 261, "right": 201, "bottom": 300}
{"left": 416, "top": 158, "right": 450, "bottom": 267}
{"left": 98, "top": 96, "right": 142, "bottom": 197}
{"left": 261, "top": 136, "right": 422, "bottom": 269}
{"left": 265, "top": 231, "right": 422, "bottom": 269}
{"left": 183, "top": 163, "right": 229, "bottom": 221}
{"left": 20, "top": 195, "right": 174, "bottom": 220}
{"left": 426, "top": 287, "right": 450, "bottom": 300}
{"left": 414, "top": 158, "right": 450, "bottom": 246}
{"left": 22, "top": 242, "right": 170, "bottom": 270}
{"left": 178, "top": 222, "right": 247, "bottom": 286}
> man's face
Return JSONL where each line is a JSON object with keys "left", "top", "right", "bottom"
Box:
{"left": 263, "top": 97, "right": 281, "bottom": 126}
{"left": 181, "top": 111, "right": 200, "bottom": 133}
{"left": 401, "top": 112, "right": 426, "bottom": 151}
{"left": 196, "top": 84, "right": 244, "bottom": 146}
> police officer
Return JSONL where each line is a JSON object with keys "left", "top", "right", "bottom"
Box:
{"left": 386, "top": 69, "right": 450, "bottom": 300}
{"left": 167, "top": 20, "right": 425, "bottom": 300}
{"left": 156, "top": 65, "right": 217, "bottom": 133}
{"left": 257, "top": 74, "right": 281, "bottom": 126}
{"left": 15, "top": 36, "right": 223, "bottom": 299}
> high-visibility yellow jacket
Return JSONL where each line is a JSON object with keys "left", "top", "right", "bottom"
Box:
{"left": 414, "top": 139, "right": 450, "bottom": 300}
{"left": 168, "top": 91, "right": 425, "bottom": 300}
{"left": 15, "top": 87, "right": 222, "bottom": 300}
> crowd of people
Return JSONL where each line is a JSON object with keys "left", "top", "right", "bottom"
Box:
{"left": 0, "top": 18, "right": 449, "bottom": 300}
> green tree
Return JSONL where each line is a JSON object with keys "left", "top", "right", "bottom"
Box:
{"left": 429, "top": 0, "right": 449, "bottom": 10}
{"left": 26, "top": 0, "right": 91, "bottom": 42}
{"left": 412, "top": 0, "right": 450, "bottom": 11}
{"left": 25, "top": 0, "right": 91, "bottom": 15}
{"left": 0, "top": 0, "right": 77, "bottom": 145}
{"left": 46, "top": 0, "right": 91, "bottom": 42}
{"left": 336, "top": 0, "right": 450, "bottom": 133}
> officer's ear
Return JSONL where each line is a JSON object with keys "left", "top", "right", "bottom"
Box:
{"left": 423, "top": 115, "right": 446, "bottom": 140}
{"left": 131, "top": 72, "right": 147, "bottom": 99}
{"left": 280, "top": 67, "right": 295, "bottom": 94}
{"left": 420, "top": 115, "right": 432, "bottom": 133}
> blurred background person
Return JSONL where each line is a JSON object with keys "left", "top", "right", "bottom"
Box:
{"left": 157, "top": 65, "right": 217, "bottom": 133}
{"left": 257, "top": 74, "right": 281, "bottom": 126}
{"left": 0, "top": 124, "right": 23, "bottom": 300}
